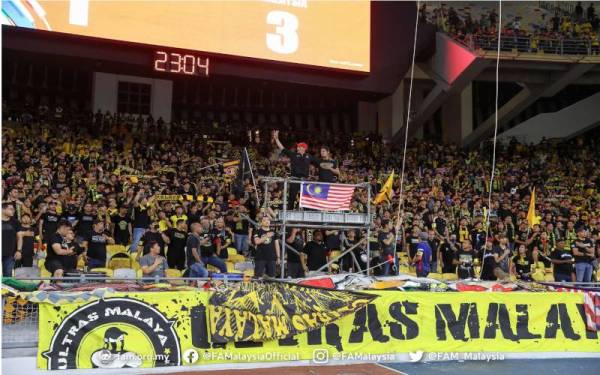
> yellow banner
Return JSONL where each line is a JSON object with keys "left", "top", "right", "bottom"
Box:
{"left": 37, "top": 290, "right": 600, "bottom": 370}
{"left": 208, "top": 282, "right": 376, "bottom": 343}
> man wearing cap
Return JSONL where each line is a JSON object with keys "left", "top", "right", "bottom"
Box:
{"left": 273, "top": 130, "right": 316, "bottom": 209}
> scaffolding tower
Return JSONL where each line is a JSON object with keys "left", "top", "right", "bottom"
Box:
{"left": 259, "top": 177, "right": 373, "bottom": 278}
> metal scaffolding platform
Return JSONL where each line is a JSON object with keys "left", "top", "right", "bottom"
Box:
{"left": 259, "top": 177, "right": 373, "bottom": 277}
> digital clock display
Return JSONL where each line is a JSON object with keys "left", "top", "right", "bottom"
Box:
{"left": 153, "top": 51, "right": 209, "bottom": 77}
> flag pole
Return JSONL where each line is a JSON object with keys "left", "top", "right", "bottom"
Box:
{"left": 244, "top": 148, "right": 261, "bottom": 208}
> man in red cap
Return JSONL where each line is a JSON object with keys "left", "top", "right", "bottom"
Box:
{"left": 273, "top": 130, "right": 316, "bottom": 209}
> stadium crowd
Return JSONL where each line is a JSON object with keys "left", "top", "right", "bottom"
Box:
{"left": 1, "top": 106, "right": 599, "bottom": 283}
{"left": 421, "top": 2, "right": 600, "bottom": 54}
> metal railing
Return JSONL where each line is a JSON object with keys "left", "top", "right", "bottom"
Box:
{"left": 457, "top": 34, "right": 600, "bottom": 56}
{"left": 1, "top": 276, "right": 249, "bottom": 349}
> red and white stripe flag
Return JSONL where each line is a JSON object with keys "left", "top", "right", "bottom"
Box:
{"left": 299, "top": 182, "right": 354, "bottom": 211}
{"left": 584, "top": 291, "right": 600, "bottom": 332}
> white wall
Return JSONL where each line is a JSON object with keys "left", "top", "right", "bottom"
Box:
{"left": 92, "top": 72, "right": 173, "bottom": 122}
{"left": 498, "top": 92, "right": 600, "bottom": 144}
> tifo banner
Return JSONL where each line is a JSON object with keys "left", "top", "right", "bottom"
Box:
{"left": 38, "top": 290, "right": 600, "bottom": 370}
{"left": 208, "top": 282, "right": 376, "bottom": 343}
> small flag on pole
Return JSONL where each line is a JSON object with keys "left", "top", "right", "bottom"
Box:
{"left": 526, "top": 187, "right": 541, "bottom": 228}
{"left": 373, "top": 171, "right": 394, "bottom": 205}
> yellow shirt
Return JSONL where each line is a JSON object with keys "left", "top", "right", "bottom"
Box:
{"left": 158, "top": 219, "right": 170, "bottom": 233}
{"left": 170, "top": 214, "right": 188, "bottom": 227}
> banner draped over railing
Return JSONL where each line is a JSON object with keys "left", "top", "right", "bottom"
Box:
{"left": 37, "top": 287, "right": 600, "bottom": 370}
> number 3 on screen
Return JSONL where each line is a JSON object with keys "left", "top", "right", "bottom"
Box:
{"left": 266, "top": 11, "right": 298, "bottom": 54}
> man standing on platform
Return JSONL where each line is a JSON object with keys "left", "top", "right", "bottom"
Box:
{"left": 273, "top": 130, "right": 315, "bottom": 209}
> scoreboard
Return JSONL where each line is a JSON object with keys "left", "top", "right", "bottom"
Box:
{"left": 2, "top": 0, "right": 370, "bottom": 72}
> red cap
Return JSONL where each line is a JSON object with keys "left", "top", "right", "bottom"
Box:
{"left": 297, "top": 142, "right": 308, "bottom": 150}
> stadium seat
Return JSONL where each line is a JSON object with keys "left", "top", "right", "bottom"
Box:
{"left": 107, "top": 245, "right": 127, "bottom": 259}
{"left": 428, "top": 273, "right": 443, "bottom": 281}
{"left": 108, "top": 253, "right": 133, "bottom": 270}
{"left": 229, "top": 254, "right": 246, "bottom": 263}
{"left": 165, "top": 268, "right": 182, "bottom": 278}
{"left": 207, "top": 265, "right": 220, "bottom": 273}
{"left": 90, "top": 268, "right": 113, "bottom": 278}
{"left": 226, "top": 262, "right": 242, "bottom": 273}
{"left": 227, "top": 247, "right": 238, "bottom": 257}
{"left": 243, "top": 269, "right": 254, "bottom": 277}
{"left": 112, "top": 268, "right": 137, "bottom": 280}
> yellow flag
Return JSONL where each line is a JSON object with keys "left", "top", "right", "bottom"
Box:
{"left": 527, "top": 187, "right": 541, "bottom": 228}
{"left": 373, "top": 171, "right": 394, "bottom": 205}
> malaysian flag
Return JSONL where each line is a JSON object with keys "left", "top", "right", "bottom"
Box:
{"left": 299, "top": 182, "right": 354, "bottom": 211}
{"left": 584, "top": 292, "right": 600, "bottom": 331}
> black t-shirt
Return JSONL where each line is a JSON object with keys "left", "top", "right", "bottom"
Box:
{"left": 324, "top": 230, "right": 341, "bottom": 251}
{"left": 112, "top": 214, "right": 131, "bottom": 244}
{"left": 213, "top": 228, "right": 233, "bottom": 253}
{"left": 232, "top": 218, "right": 249, "bottom": 235}
{"left": 141, "top": 231, "right": 165, "bottom": 256}
{"left": 286, "top": 229, "right": 304, "bottom": 264}
{"left": 455, "top": 249, "right": 475, "bottom": 279}
{"left": 316, "top": 158, "right": 338, "bottom": 183}
{"left": 282, "top": 149, "right": 314, "bottom": 178}
{"left": 552, "top": 249, "right": 574, "bottom": 275}
{"left": 254, "top": 228, "right": 277, "bottom": 261}
{"left": 2, "top": 218, "right": 17, "bottom": 257}
{"left": 439, "top": 241, "right": 457, "bottom": 273}
{"left": 42, "top": 212, "right": 60, "bottom": 237}
{"left": 186, "top": 234, "right": 201, "bottom": 267}
{"left": 303, "top": 240, "right": 328, "bottom": 271}
{"left": 512, "top": 254, "right": 534, "bottom": 276}
{"left": 165, "top": 228, "right": 187, "bottom": 255}
{"left": 407, "top": 235, "right": 420, "bottom": 258}
{"left": 199, "top": 229, "right": 216, "bottom": 258}
{"left": 48, "top": 232, "right": 78, "bottom": 270}
{"left": 62, "top": 211, "right": 79, "bottom": 228}
{"left": 76, "top": 213, "right": 95, "bottom": 238}
{"left": 572, "top": 238, "right": 594, "bottom": 263}
{"left": 471, "top": 229, "right": 486, "bottom": 251}
{"left": 434, "top": 217, "right": 447, "bottom": 236}
{"left": 86, "top": 230, "right": 108, "bottom": 262}
{"left": 17, "top": 226, "right": 35, "bottom": 265}
{"left": 428, "top": 238, "right": 440, "bottom": 262}
{"left": 378, "top": 231, "right": 395, "bottom": 256}
{"left": 481, "top": 247, "right": 501, "bottom": 280}
{"left": 133, "top": 206, "right": 151, "bottom": 228}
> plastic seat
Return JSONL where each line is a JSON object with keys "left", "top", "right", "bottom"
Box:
{"left": 227, "top": 247, "right": 238, "bottom": 257}
{"left": 229, "top": 254, "right": 246, "bottom": 263}
{"left": 165, "top": 268, "right": 182, "bottom": 278}
{"left": 207, "top": 265, "right": 220, "bottom": 273}
{"left": 107, "top": 244, "right": 127, "bottom": 259}
{"left": 108, "top": 253, "right": 133, "bottom": 270}
{"left": 442, "top": 273, "right": 458, "bottom": 281}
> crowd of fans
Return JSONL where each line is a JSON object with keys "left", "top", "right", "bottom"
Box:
{"left": 421, "top": 2, "right": 600, "bottom": 54}
{"left": 1, "top": 106, "right": 599, "bottom": 283}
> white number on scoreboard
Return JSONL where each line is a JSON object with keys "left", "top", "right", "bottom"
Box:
{"left": 266, "top": 10, "right": 299, "bottom": 54}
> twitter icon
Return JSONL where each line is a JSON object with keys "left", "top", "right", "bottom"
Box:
{"left": 408, "top": 351, "right": 424, "bottom": 363}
